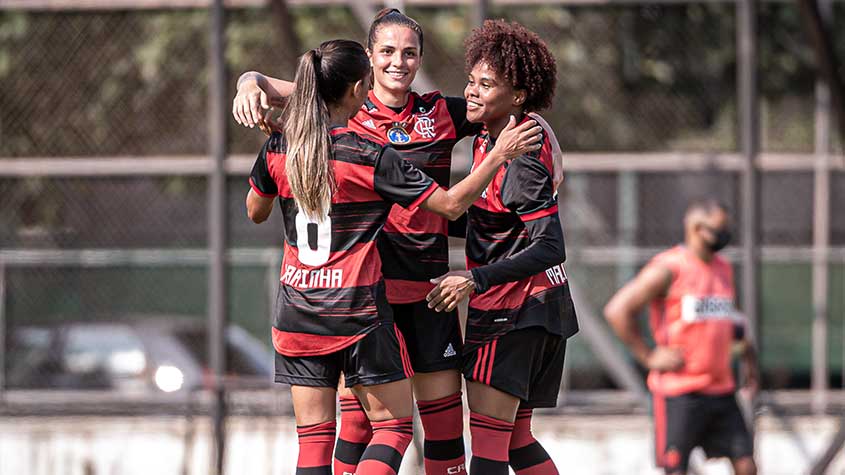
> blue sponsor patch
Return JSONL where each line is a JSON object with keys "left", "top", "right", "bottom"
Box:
{"left": 387, "top": 126, "right": 411, "bottom": 145}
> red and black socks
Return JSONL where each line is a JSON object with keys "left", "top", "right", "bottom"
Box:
{"left": 296, "top": 420, "right": 336, "bottom": 475}
{"left": 356, "top": 417, "right": 414, "bottom": 475}
{"left": 468, "top": 412, "right": 514, "bottom": 475}
{"left": 334, "top": 395, "right": 373, "bottom": 475}
{"left": 508, "top": 408, "right": 559, "bottom": 475}
{"left": 418, "top": 392, "right": 467, "bottom": 474}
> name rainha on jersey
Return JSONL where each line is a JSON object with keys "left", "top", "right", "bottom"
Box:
{"left": 281, "top": 265, "right": 343, "bottom": 289}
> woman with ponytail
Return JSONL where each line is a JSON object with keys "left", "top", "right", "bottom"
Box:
{"left": 246, "top": 39, "right": 541, "bottom": 475}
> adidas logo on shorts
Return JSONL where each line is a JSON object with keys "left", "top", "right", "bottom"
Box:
{"left": 443, "top": 343, "right": 457, "bottom": 358}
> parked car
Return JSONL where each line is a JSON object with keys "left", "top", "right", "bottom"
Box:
{"left": 4, "top": 316, "right": 274, "bottom": 393}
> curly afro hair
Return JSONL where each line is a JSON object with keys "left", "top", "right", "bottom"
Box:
{"left": 464, "top": 19, "right": 556, "bottom": 112}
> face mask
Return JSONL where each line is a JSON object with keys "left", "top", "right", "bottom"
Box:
{"left": 707, "top": 228, "right": 732, "bottom": 252}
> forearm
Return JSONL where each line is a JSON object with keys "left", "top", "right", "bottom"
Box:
{"left": 605, "top": 305, "right": 652, "bottom": 366}
{"left": 741, "top": 341, "right": 758, "bottom": 367}
{"left": 617, "top": 319, "right": 652, "bottom": 366}
{"left": 246, "top": 189, "right": 274, "bottom": 223}
{"left": 237, "top": 71, "right": 294, "bottom": 100}
{"left": 441, "top": 149, "right": 506, "bottom": 218}
{"left": 471, "top": 217, "right": 564, "bottom": 292}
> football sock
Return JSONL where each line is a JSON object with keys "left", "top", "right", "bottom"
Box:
{"left": 418, "top": 392, "right": 467, "bottom": 474}
{"left": 509, "top": 408, "right": 559, "bottom": 475}
{"left": 356, "top": 417, "right": 415, "bottom": 475}
{"left": 468, "top": 412, "right": 513, "bottom": 475}
{"left": 296, "top": 420, "right": 336, "bottom": 475}
{"left": 334, "top": 395, "right": 373, "bottom": 475}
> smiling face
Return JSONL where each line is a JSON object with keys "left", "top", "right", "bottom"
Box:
{"left": 368, "top": 25, "right": 421, "bottom": 97}
{"left": 464, "top": 61, "right": 524, "bottom": 130}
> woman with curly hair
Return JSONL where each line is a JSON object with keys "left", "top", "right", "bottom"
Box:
{"left": 426, "top": 20, "right": 578, "bottom": 475}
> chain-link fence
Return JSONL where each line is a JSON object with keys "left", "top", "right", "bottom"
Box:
{"left": 2, "top": 0, "right": 844, "bottom": 398}
{"left": 1, "top": 1, "right": 844, "bottom": 474}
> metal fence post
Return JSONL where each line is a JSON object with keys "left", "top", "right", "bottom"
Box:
{"left": 811, "top": 0, "right": 833, "bottom": 416}
{"left": 474, "top": 0, "right": 489, "bottom": 26}
{"left": 617, "top": 174, "right": 638, "bottom": 287}
{"left": 0, "top": 263, "right": 6, "bottom": 406}
{"left": 737, "top": 0, "right": 761, "bottom": 397}
{"left": 208, "top": 0, "right": 228, "bottom": 473}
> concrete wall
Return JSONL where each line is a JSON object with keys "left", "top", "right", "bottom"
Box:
{"left": 1, "top": 414, "right": 843, "bottom": 475}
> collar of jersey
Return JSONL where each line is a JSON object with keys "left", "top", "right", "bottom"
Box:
{"left": 329, "top": 125, "right": 349, "bottom": 136}
{"left": 366, "top": 89, "right": 417, "bottom": 120}
{"left": 481, "top": 114, "right": 536, "bottom": 153}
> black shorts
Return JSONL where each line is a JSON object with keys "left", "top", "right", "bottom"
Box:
{"left": 462, "top": 327, "right": 566, "bottom": 409}
{"left": 274, "top": 323, "right": 414, "bottom": 388}
{"left": 392, "top": 300, "right": 463, "bottom": 373}
{"left": 654, "top": 392, "right": 754, "bottom": 473}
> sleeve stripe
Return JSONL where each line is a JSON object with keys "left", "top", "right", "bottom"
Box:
{"left": 519, "top": 204, "right": 558, "bottom": 222}
{"left": 408, "top": 181, "right": 439, "bottom": 211}
{"left": 249, "top": 177, "right": 277, "bottom": 198}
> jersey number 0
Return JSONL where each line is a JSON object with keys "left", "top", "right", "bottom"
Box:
{"left": 295, "top": 211, "right": 331, "bottom": 266}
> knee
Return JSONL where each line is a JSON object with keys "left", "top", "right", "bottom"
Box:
{"left": 338, "top": 410, "right": 372, "bottom": 440}
{"left": 733, "top": 457, "right": 757, "bottom": 475}
{"left": 412, "top": 370, "right": 462, "bottom": 400}
{"left": 466, "top": 381, "right": 520, "bottom": 422}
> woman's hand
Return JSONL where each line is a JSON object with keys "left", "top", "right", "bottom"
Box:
{"left": 645, "top": 346, "right": 685, "bottom": 372}
{"left": 233, "top": 77, "right": 270, "bottom": 128}
{"left": 426, "top": 270, "right": 475, "bottom": 312}
{"left": 257, "top": 108, "right": 284, "bottom": 136}
{"left": 488, "top": 115, "right": 543, "bottom": 164}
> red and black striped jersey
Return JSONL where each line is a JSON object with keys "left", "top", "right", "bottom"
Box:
{"left": 464, "top": 119, "right": 579, "bottom": 352}
{"left": 249, "top": 128, "right": 439, "bottom": 357}
{"left": 347, "top": 90, "right": 482, "bottom": 303}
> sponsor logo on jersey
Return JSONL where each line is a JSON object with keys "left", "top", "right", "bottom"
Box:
{"left": 443, "top": 343, "right": 457, "bottom": 358}
{"left": 680, "top": 295, "right": 737, "bottom": 322}
{"left": 545, "top": 264, "right": 567, "bottom": 286}
{"left": 388, "top": 124, "right": 411, "bottom": 144}
{"left": 281, "top": 265, "right": 342, "bottom": 289}
{"left": 414, "top": 116, "right": 436, "bottom": 139}
{"left": 362, "top": 119, "right": 377, "bottom": 130}
{"left": 417, "top": 104, "right": 436, "bottom": 117}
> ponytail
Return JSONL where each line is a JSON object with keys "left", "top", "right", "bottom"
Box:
{"left": 283, "top": 49, "right": 334, "bottom": 221}
{"left": 283, "top": 40, "right": 369, "bottom": 221}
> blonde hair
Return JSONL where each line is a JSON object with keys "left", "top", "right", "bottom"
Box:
{"left": 282, "top": 40, "right": 369, "bottom": 220}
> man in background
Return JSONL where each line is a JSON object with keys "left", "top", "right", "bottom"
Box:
{"left": 604, "top": 198, "right": 758, "bottom": 475}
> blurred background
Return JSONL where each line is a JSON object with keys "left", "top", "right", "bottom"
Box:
{"left": 0, "top": 0, "right": 843, "bottom": 474}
